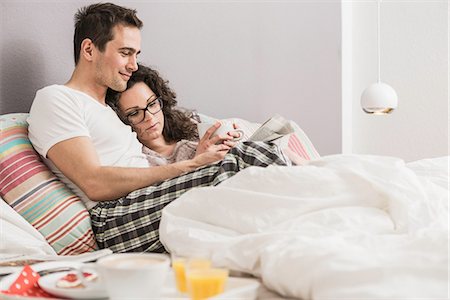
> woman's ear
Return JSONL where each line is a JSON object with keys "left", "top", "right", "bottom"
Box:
{"left": 80, "top": 38, "right": 95, "bottom": 62}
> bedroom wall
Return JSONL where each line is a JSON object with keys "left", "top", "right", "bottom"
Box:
{"left": 350, "top": 1, "right": 448, "bottom": 162}
{"left": 0, "top": 0, "right": 342, "bottom": 156}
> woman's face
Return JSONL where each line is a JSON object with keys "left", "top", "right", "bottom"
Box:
{"left": 118, "top": 82, "right": 165, "bottom": 145}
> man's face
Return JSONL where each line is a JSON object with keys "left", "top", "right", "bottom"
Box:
{"left": 94, "top": 24, "right": 141, "bottom": 92}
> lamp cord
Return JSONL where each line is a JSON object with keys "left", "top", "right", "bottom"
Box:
{"left": 377, "top": 0, "right": 381, "bottom": 83}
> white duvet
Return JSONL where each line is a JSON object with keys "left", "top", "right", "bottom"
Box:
{"left": 160, "top": 155, "right": 449, "bottom": 299}
{"left": 0, "top": 198, "right": 56, "bottom": 258}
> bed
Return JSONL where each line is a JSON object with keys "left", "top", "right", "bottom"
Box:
{"left": 160, "top": 155, "right": 449, "bottom": 299}
{"left": 1, "top": 112, "right": 448, "bottom": 298}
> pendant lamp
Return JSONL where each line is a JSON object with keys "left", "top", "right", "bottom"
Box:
{"left": 361, "top": 0, "right": 398, "bottom": 114}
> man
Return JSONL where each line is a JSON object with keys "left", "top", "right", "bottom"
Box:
{"left": 28, "top": 2, "right": 287, "bottom": 253}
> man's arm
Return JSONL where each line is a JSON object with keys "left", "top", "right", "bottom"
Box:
{"left": 47, "top": 136, "right": 224, "bottom": 201}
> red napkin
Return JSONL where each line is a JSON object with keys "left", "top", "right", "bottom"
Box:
{"left": 1, "top": 265, "right": 55, "bottom": 298}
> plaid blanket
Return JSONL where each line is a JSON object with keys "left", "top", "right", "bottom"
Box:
{"left": 89, "top": 141, "right": 288, "bottom": 253}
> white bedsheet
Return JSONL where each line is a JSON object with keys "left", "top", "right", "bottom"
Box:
{"left": 160, "top": 155, "right": 449, "bottom": 299}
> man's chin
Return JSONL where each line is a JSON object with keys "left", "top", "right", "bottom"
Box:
{"left": 109, "top": 83, "right": 127, "bottom": 92}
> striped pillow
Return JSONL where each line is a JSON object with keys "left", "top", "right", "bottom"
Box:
{"left": 198, "top": 114, "right": 320, "bottom": 161}
{"left": 277, "top": 120, "right": 320, "bottom": 161}
{"left": 0, "top": 113, "right": 98, "bottom": 255}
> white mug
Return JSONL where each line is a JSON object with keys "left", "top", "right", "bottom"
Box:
{"left": 197, "top": 122, "right": 244, "bottom": 142}
{"left": 94, "top": 253, "right": 170, "bottom": 300}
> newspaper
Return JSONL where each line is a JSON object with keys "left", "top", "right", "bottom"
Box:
{"left": 0, "top": 249, "right": 112, "bottom": 275}
{"left": 248, "top": 114, "right": 295, "bottom": 142}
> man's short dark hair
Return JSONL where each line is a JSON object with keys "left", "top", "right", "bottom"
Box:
{"left": 73, "top": 2, "right": 143, "bottom": 65}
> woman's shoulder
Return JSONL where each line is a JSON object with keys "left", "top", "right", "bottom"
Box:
{"left": 176, "top": 140, "right": 198, "bottom": 151}
{"left": 171, "top": 140, "right": 198, "bottom": 162}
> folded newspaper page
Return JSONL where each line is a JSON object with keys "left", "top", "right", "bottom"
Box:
{"left": 248, "top": 114, "right": 295, "bottom": 142}
{"left": 0, "top": 249, "right": 112, "bottom": 275}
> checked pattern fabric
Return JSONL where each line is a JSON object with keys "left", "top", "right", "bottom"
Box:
{"left": 89, "top": 141, "right": 288, "bottom": 253}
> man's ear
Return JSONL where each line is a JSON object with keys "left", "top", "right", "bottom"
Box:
{"left": 80, "top": 38, "right": 95, "bottom": 62}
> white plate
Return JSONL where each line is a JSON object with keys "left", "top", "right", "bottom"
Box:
{"left": 38, "top": 272, "right": 107, "bottom": 299}
{"left": 1, "top": 269, "right": 260, "bottom": 300}
{"left": 0, "top": 261, "right": 85, "bottom": 300}
{"left": 0, "top": 270, "right": 107, "bottom": 300}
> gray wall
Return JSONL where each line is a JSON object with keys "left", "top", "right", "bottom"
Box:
{"left": 350, "top": 1, "right": 448, "bottom": 161}
{"left": 0, "top": 0, "right": 342, "bottom": 155}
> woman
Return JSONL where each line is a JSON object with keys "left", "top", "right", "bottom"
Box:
{"left": 102, "top": 64, "right": 289, "bottom": 253}
{"left": 106, "top": 63, "right": 240, "bottom": 165}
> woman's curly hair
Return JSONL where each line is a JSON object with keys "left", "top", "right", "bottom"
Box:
{"left": 106, "top": 63, "right": 199, "bottom": 143}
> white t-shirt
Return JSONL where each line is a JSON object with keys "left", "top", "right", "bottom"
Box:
{"left": 28, "top": 85, "right": 149, "bottom": 209}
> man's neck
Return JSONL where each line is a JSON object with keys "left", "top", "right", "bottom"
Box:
{"left": 66, "top": 67, "right": 107, "bottom": 105}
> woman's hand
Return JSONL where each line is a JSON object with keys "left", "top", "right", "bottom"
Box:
{"left": 192, "top": 150, "right": 227, "bottom": 167}
{"left": 226, "top": 122, "right": 242, "bottom": 141}
{"left": 195, "top": 122, "right": 237, "bottom": 157}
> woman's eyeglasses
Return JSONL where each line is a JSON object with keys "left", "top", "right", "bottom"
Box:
{"left": 125, "top": 98, "right": 163, "bottom": 125}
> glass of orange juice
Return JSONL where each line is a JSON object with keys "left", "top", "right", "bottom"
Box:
{"left": 186, "top": 268, "right": 229, "bottom": 300}
{"left": 171, "top": 254, "right": 211, "bottom": 294}
{"left": 172, "top": 256, "right": 188, "bottom": 293}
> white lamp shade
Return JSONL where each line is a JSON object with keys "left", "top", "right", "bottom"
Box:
{"left": 361, "top": 82, "right": 398, "bottom": 114}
